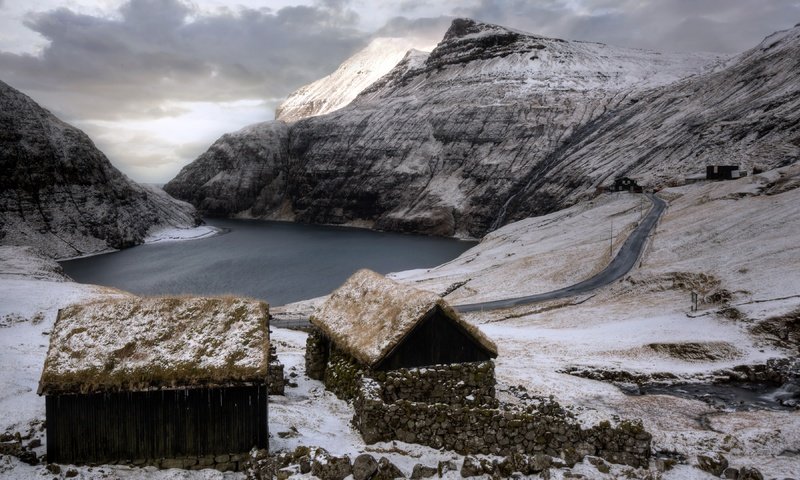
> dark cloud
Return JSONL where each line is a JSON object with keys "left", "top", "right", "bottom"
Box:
{"left": 373, "top": 15, "right": 452, "bottom": 44}
{"left": 455, "top": 0, "right": 800, "bottom": 53}
{"left": 0, "top": 0, "right": 368, "bottom": 121}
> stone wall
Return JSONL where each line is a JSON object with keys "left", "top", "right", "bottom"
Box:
{"left": 268, "top": 344, "right": 285, "bottom": 395}
{"left": 323, "top": 344, "right": 367, "bottom": 400}
{"left": 353, "top": 379, "right": 651, "bottom": 468}
{"left": 304, "top": 328, "right": 328, "bottom": 381}
{"left": 111, "top": 452, "right": 250, "bottom": 472}
{"left": 373, "top": 361, "right": 498, "bottom": 408}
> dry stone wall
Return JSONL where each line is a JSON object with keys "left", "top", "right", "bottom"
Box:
{"left": 304, "top": 328, "right": 328, "bottom": 381}
{"left": 352, "top": 379, "right": 652, "bottom": 468}
{"left": 372, "top": 361, "right": 498, "bottom": 408}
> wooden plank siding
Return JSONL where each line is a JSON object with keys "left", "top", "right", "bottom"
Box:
{"left": 46, "top": 385, "right": 268, "bottom": 464}
{"left": 375, "top": 306, "right": 495, "bottom": 371}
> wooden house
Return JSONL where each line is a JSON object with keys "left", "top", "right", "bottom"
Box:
{"left": 307, "top": 269, "right": 497, "bottom": 388}
{"left": 38, "top": 296, "right": 271, "bottom": 465}
{"left": 707, "top": 165, "right": 745, "bottom": 180}
{"left": 611, "top": 176, "right": 642, "bottom": 192}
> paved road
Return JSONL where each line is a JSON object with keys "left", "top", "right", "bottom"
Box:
{"left": 271, "top": 193, "right": 667, "bottom": 328}
{"left": 453, "top": 193, "right": 667, "bottom": 313}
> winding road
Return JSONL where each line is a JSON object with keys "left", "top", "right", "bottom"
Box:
{"left": 272, "top": 193, "right": 667, "bottom": 328}
{"left": 453, "top": 193, "right": 667, "bottom": 313}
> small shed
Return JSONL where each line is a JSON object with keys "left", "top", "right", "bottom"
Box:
{"left": 38, "top": 296, "right": 271, "bottom": 465}
{"left": 309, "top": 269, "right": 497, "bottom": 372}
{"left": 707, "top": 165, "right": 745, "bottom": 180}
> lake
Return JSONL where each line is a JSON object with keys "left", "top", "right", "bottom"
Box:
{"left": 60, "top": 218, "right": 475, "bottom": 306}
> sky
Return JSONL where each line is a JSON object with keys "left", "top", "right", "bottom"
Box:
{"left": 1, "top": 0, "right": 799, "bottom": 183}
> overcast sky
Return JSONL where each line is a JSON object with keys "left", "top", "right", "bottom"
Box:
{"left": 2, "top": 0, "right": 798, "bottom": 183}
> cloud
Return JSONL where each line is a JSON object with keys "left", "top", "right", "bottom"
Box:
{"left": 455, "top": 0, "right": 800, "bottom": 53}
{"left": 0, "top": 0, "right": 368, "bottom": 121}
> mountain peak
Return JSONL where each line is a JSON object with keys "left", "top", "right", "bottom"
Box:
{"left": 442, "top": 17, "right": 522, "bottom": 42}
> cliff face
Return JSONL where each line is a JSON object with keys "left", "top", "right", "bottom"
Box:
{"left": 0, "top": 80, "right": 199, "bottom": 259}
{"left": 167, "top": 18, "right": 733, "bottom": 237}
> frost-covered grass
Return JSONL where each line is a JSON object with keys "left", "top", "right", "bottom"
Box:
{"left": 3, "top": 168, "right": 800, "bottom": 478}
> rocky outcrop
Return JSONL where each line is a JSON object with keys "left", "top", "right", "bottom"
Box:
{"left": 166, "top": 18, "right": 745, "bottom": 237}
{"left": 0, "top": 80, "right": 199, "bottom": 258}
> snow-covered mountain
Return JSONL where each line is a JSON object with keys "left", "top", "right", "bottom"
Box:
{"left": 499, "top": 23, "right": 800, "bottom": 225}
{"left": 166, "top": 18, "right": 737, "bottom": 237}
{"left": 275, "top": 37, "right": 433, "bottom": 122}
{"left": 0, "top": 80, "right": 200, "bottom": 259}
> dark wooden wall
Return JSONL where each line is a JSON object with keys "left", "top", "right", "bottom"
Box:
{"left": 46, "top": 385, "right": 268, "bottom": 464}
{"left": 375, "top": 307, "right": 495, "bottom": 371}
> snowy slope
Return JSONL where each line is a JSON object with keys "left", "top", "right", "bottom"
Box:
{"left": 166, "top": 18, "right": 721, "bottom": 237}
{"left": 0, "top": 80, "right": 200, "bottom": 259}
{"left": 275, "top": 37, "right": 433, "bottom": 122}
{"left": 501, "top": 24, "right": 800, "bottom": 224}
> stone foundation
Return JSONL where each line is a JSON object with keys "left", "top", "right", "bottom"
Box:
{"left": 105, "top": 452, "right": 250, "bottom": 472}
{"left": 352, "top": 379, "right": 652, "bottom": 468}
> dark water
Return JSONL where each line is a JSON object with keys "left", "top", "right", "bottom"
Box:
{"left": 634, "top": 382, "right": 799, "bottom": 411}
{"left": 60, "top": 218, "right": 475, "bottom": 306}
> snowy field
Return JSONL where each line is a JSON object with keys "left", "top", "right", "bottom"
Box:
{"left": 2, "top": 167, "right": 799, "bottom": 478}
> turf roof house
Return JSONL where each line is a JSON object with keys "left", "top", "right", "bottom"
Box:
{"left": 38, "top": 296, "right": 271, "bottom": 468}
{"left": 306, "top": 269, "right": 498, "bottom": 402}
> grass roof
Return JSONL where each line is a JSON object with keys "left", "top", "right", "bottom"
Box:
{"left": 311, "top": 269, "right": 497, "bottom": 367}
{"left": 38, "top": 296, "right": 270, "bottom": 395}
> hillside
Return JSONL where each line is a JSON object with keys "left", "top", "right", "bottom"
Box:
{"left": 500, "top": 24, "right": 800, "bottom": 224}
{"left": 165, "top": 18, "right": 720, "bottom": 237}
{"left": 0, "top": 80, "right": 200, "bottom": 258}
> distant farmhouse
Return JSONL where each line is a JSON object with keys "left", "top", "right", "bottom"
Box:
{"left": 306, "top": 269, "right": 498, "bottom": 400}
{"left": 598, "top": 176, "right": 643, "bottom": 194}
{"left": 38, "top": 296, "right": 272, "bottom": 470}
{"left": 707, "top": 165, "right": 747, "bottom": 180}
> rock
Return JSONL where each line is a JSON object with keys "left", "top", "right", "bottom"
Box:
{"left": 276, "top": 468, "right": 294, "bottom": 480}
{"left": 498, "top": 453, "right": 527, "bottom": 476}
{"left": 65, "top": 468, "right": 79, "bottom": 478}
{"left": 460, "top": 456, "right": 484, "bottom": 477}
{"left": 375, "top": 457, "right": 404, "bottom": 479}
{"left": 0, "top": 80, "right": 199, "bottom": 259}
{"left": 438, "top": 459, "right": 458, "bottom": 476}
{"left": 697, "top": 452, "right": 729, "bottom": 477}
{"left": 410, "top": 464, "right": 437, "bottom": 479}
{"left": 27, "top": 438, "right": 41, "bottom": 449}
{"left": 529, "top": 454, "right": 552, "bottom": 473}
{"left": 738, "top": 466, "right": 764, "bottom": 480}
{"left": 161, "top": 458, "right": 185, "bottom": 469}
{"left": 587, "top": 456, "right": 611, "bottom": 474}
{"left": 311, "top": 452, "right": 352, "bottom": 480}
{"left": 298, "top": 456, "right": 312, "bottom": 474}
{"left": 352, "top": 454, "right": 379, "bottom": 480}
{"left": 723, "top": 467, "right": 740, "bottom": 479}
{"left": 17, "top": 449, "right": 38, "bottom": 466}
{"left": 655, "top": 458, "right": 677, "bottom": 472}
{"left": 46, "top": 464, "right": 61, "bottom": 474}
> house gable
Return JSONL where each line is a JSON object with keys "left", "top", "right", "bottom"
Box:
{"left": 374, "top": 305, "right": 496, "bottom": 371}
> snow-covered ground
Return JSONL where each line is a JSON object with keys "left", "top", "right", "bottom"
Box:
{"left": 144, "top": 225, "right": 220, "bottom": 244}
{"left": 2, "top": 167, "right": 799, "bottom": 478}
